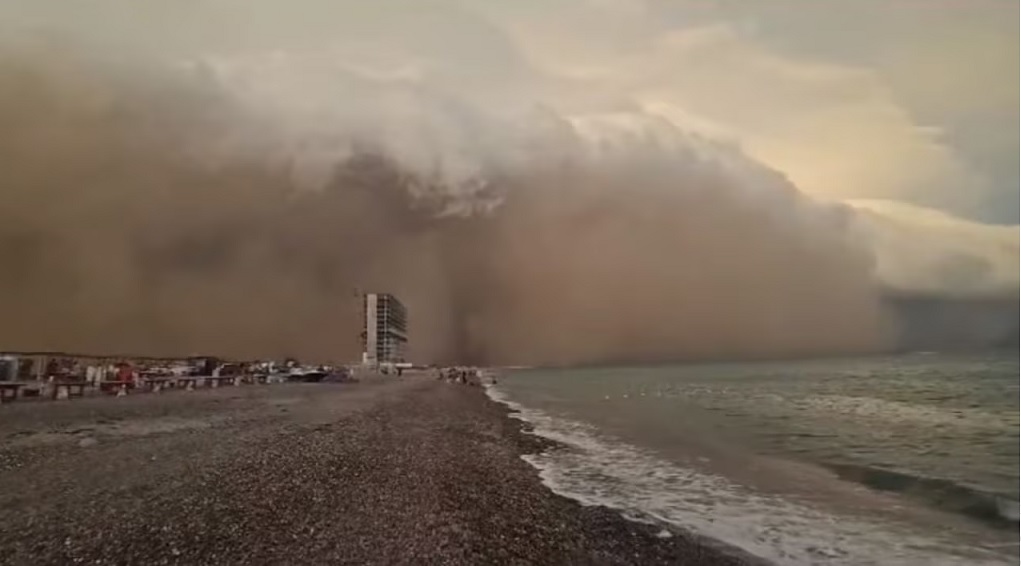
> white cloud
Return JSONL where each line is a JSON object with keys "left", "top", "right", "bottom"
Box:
{"left": 849, "top": 200, "right": 1019, "bottom": 298}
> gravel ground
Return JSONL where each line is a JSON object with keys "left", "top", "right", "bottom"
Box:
{"left": 0, "top": 378, "right": 756, "bottom": 565}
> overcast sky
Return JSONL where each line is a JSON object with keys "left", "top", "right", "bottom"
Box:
{"left": 481, "top": 0, "right": 1018, "bottom": 224}
{"left": 683, "top": 0, "right": 1018, "bottom": 224}
{"left": 0, "top": 0, "right": 1014, "bottom": 360}
{"left": 5, "top": 0, "right": 1013, "bottom": 223}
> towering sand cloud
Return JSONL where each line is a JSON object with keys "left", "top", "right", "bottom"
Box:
{"left": 0, "top": 0, "right": 1014, "bottom": 364}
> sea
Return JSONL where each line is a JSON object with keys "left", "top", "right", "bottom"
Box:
{"left": 486, "top": 352, "right": 1018, "bottom": 565}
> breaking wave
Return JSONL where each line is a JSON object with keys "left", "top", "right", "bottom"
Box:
{"left": 826, "top": 463, "right": 1019, "bottom": 527}
{"left": 485, "top": 383, "right": 1014, "bottom": 565}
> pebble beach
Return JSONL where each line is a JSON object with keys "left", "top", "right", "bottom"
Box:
{"left": 0, "top": 377, "right": 755, "bottom": 565}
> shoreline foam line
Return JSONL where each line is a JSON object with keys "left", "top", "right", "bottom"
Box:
{"left": 483, "top": 383, "right": 1012, "bottom": 566}
{"left": 482, "top": 383, "right": 771, "bottom": 566}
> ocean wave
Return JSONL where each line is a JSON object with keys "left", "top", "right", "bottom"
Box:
{"left": 485, "top": 384, "right": 1013, "bottom": 566}
{"left": 826, "top": 462, "right": 1019, "bottom": 527}
{"left": 796, "top": 395, "right": 1016, "bottom": 431}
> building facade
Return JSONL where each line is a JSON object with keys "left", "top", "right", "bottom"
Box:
{"left": 361, "top": 293, "right": 408, "bottom": 364}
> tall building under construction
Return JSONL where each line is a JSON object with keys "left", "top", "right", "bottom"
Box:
{"left": 361, "top": 293, "right": 408, "bottom": 364}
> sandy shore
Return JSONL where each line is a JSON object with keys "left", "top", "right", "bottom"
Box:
{"left": 0, "top": 377, "right": 754, "bottom": 565}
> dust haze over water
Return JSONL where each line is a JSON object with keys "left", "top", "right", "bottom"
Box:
{"left": 0, "top": 1, "right": 1016, "bottom": 365}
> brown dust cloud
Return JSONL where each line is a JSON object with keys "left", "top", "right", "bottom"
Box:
{"left": 0, "top": 41, "right": 904, "bottom": 366}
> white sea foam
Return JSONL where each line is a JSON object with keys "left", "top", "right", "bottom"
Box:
{"left": 484, "top": 384, "right": 1012, "bottom": 566}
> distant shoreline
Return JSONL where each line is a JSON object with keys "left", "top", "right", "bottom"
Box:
{"left": 495, "top": 346, "right": 1017, "bottom": 372}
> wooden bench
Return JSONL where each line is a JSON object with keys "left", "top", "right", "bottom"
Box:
{"left": 98, "top": 380, "right": 135, "bottom": 394}
{"left": 141, "top": 377, "right": 175, "bottom": 392}
{"left": 52, "top": 381, "right": 88, "bottom": 400}
{"left": 206, "top": 375, "right": 240, "bottom": 388}
{"left": 0, "top": 382, "right": 24, "bottom": 403}
{"left": 174, "top": 376, "right": 202, "bottom": 390}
